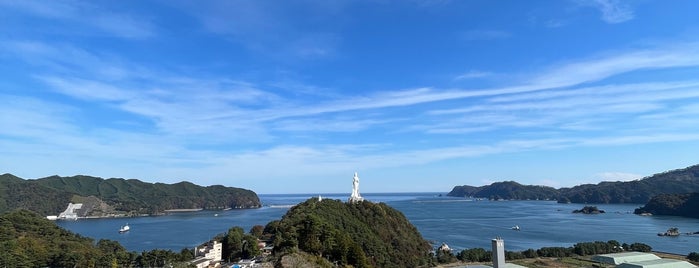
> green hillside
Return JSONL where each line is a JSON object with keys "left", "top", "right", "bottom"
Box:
{"left": 264, "top": 198, "right": 433, "bottom": 267}
{"left": 0, "top": 173, "right": 261, "bottom": 215}
{"left": 0, "top": 174, "right": 73, "bottom": 215}
{"left": 447, "top": 181, "right": 559, "bottom": 200}
{"left": 558, "top": 164, "right": 699, "bottom": 203}
{"left": 447, "top": 164, "right": 699, "bottom": 204}
{"left": 634, "top": 193, "right": 699, "bottom": 218}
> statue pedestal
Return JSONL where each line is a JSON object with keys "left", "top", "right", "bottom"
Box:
{"left": 348, "top": 196, "right": 364, "bottom": 203}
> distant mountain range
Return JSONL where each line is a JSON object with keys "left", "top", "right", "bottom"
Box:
{"left": 447, "top": 164, "right": 699, "bottom": 204}
{"left": 0, "top": 173, "right": 261, "bottom": 216}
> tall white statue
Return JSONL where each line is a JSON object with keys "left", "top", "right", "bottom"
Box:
{"left": 349, "top": 172, "right": 364, "bottom": 203}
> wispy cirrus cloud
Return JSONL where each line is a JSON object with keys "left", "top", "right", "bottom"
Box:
{"left": 454, "top": 70, "right": 493, "bottom": 80}
{"left": 580, "top": 0, "right": 635, "bottom": 24}
{"left": 4, "top": 35, "right": 699, "bottom": 190}
{"left": 0, "top": 0, "right": 155, "bottom": 39}
{"left": 176, "top": 1, "right": 343, "bottom": 60}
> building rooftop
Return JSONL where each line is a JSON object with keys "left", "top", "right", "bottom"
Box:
{"left": 592, "top": 252, "right": 661, "bottom": 265}
{"left": 616, "top": 259, "right": 698, "bottom": 268}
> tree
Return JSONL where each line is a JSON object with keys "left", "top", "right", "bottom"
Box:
{"left": 250, "top": 225, "right": 264, "bottom": 238}
{"left": 221, "top": 226, "right": 245, "bottom": 262}
{"left": 436, "top": 248, "right": 456, "bottom": 263}
{"left": 687, "top": 252, "right": 699, "bottom": 262}
{"left": 629, "top": 242, "right": 652, "bottom": 252}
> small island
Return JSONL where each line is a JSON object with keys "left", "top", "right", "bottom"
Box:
{"left": 573, "top": 206, "right": 605, "bottom": 214}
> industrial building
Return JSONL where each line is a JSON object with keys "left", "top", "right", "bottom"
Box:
{"left": 593, "top": 252, "right": 697, "bottom": 268}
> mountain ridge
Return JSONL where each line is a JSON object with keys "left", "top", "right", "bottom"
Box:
{"left": 447, "top": 164, "right": 699, "bottom": 204}
{"left": 0, "top": 173, "right": 261, "bottom": 216}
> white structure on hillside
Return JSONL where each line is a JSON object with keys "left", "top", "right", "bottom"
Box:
{"left": 59, "top": 203, "right": 83, "bottom": 220}
{"left": 348, "top": 172, "right": 364, "bottom": 203}
{"left": 470, "top": 237, "right": 525, "bottom": 268}
{"left": 492, "top": 237, "right": 505, "bottom": 268}
{"left": 191, "top": 240, "right": 222, "bottom": 268}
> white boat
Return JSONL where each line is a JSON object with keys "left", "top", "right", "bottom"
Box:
{"left": 119, "top": 224, "right": 130, "bottom": 233}
{"left": 511, "top": 225, "right": 520, "bottom": 231}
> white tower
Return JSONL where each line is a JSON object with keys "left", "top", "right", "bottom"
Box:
{"left": 492, "top": 237, "right": 505, "bottom": 268}
{"left": 348, "top": 172, "right": 364, "bottom": 203}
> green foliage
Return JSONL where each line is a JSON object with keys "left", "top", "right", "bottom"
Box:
{"left": 0, "top": 173, "right": 261, "bottom": 216}
{"left": 0, "top": 173, "right": 73, "bottom": 215}
{"left": 688, "top": 252, "right": 699, "bottom": 262}
{"left": 628, "top": 242, "right": 652, "bottom": 252}
{"left": 266, "top": 198, "right": 432, "bottom": 268}
{"left": 559, "top": 164, "right": 699, "bottom": 204}
{"left": 448, "top": 164, "right": 699, "bottom": 204}
{"left": 435, "top": 249, "right": 456, "bottom": 263}
{"left": 457, "top": 248, "right": 491, "bottom": 262}
{"left": 572, "top": 241, "right": 621, "bottom": 255}
{"left": 536, "top": 247, "right": 573, "bottom": 258}
{"left": 634, "top": 192, "right": 699, "bottom": 218}
{"left": 448, "top": 181, "right": 559, "bottom": 200}
{"left": 572, "top": 206, "right": 605, "bottom": 214}
{"left": 505, "top": 250, "right": 525, "bottom": 260}
{"left": 249, "top": 224, "right": 264, "bottom": 238}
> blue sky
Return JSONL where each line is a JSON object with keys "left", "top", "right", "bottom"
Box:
{"left": 2, "top": 0, "right": 699, "bottom": 194}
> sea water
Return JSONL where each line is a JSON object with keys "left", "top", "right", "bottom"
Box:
{"left": 56, "top": 193, "right": 699, "bottom": 254}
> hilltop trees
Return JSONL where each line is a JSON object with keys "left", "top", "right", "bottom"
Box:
{"left": 264, "top": 198, "right": 432, "bottom": 267}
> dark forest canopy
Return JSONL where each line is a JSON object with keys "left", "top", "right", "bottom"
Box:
{"left": 634, "top": 193, "right": 699, "bottom": 218}
{"left": 264, "top": 198, "right": 433, "bottom": 267}
{"left": 447, "top": 164, "right": 699, "bottom": 204}
{"left": 0, "top": 173, "right": 261, "bottom": 216}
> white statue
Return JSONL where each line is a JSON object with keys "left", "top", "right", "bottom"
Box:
{"left": 349, "top": 172, "right": 363, "bottom": 203}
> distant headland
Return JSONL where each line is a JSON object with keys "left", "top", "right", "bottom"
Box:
{"left": 447, "top": 163, "right": 699, "bottom": 204}
{"left": 0, "top": 173, "right": 261, "bottom": 218}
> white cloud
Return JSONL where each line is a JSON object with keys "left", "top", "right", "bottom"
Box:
{"left": 178, "top": 1, "right": 342, "bottom": 60}
{"left": 454, "top": 71, "right": 492, "bottom": 80}
{"left": 0, "top": 0, "right": 155, "bottom": 38}
{"left": 587, "top": 0, "right": 635, "bottom": 24}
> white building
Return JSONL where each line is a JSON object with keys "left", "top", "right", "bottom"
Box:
{"left": 191, "top": 240, "right": 222, "bottom": 268}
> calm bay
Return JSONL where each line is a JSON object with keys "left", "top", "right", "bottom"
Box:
{"left": 56, "top": 193, "right": 699, "bottom": 255}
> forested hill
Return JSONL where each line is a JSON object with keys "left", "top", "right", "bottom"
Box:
{"left": 558, "top": 164, "right": 699, "bottom": 204}
{"left": 634, "top": 193, "right": 699, "bottom": 218}
{"left": 447, "top": 164, "right": 699, "bottom": 204}
{"left": 0, "top": 173, "right": 261, "bottom": 216}
{"left": 447, "top": 181, "right": 558, "bottom": 200}
{"left": 264, "top": 198, "right": 433, "bottom": 267}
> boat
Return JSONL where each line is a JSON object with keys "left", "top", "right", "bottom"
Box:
{"left": 119, "top": 224, "right": 130, "bottom": 233}
{"left": 511, "top": 225, "right": 520, "bottom": 231}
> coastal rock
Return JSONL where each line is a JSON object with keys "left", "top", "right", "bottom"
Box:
{"left": 573, "top": 206, "right": 605, "bottom": 214}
